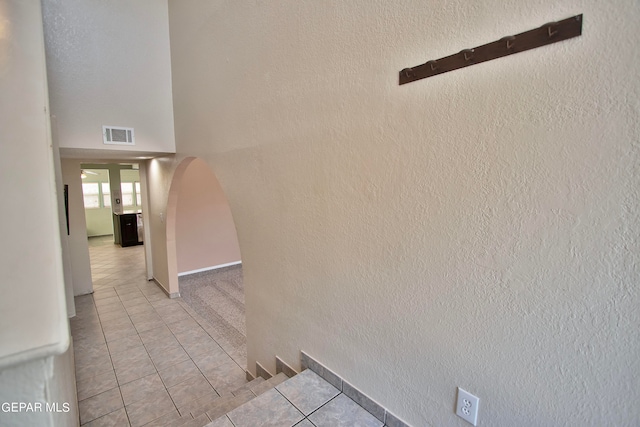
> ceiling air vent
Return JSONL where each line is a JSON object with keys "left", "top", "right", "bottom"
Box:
{"left": 103, "top": 126, "right": 135, "bottom": 146}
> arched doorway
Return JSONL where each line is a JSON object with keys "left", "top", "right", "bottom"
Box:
{"left": 165, "top": 156, "right": 246, "bottom": 365}
{"left": 166, "top": 157, "right": 242, "bottom": 291}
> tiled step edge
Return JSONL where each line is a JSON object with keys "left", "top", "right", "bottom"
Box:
{"left": 202, "top": 372, "right": 290, "bottom": 422}
{"left": 249, "top": 372, "right": 289, "bottom": 396}
{"left": 230, "top": 377, "right": 265, "bottom": 396}
{"left": 189, "top": 378, "right": 264, "bottom": 419}
{"left": 301, "top": 351, "right": 411, "bottom": 427}
{"left": 268, "top": 372, "right": 290, "bottom": 387}
{"left": 276, "top": 355, "right": 298, "bottom": 378}
{"left": 248, "top": 356, "right": 296, "bottom": 381}
{"left": 256, "top": 361, "right": 272, "bottom": 379}
{"left": 204, "top": 389, "right": 256, "bottom": 421}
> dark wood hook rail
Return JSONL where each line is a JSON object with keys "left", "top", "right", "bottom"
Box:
{"left": 399, "top": 14, "right": 583, "bottom": 85}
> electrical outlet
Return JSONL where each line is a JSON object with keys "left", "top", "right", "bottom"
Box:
{"left": 456, "top": 387, "right": 479, "bottom": 426}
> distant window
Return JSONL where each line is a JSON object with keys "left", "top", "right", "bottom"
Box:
{"left": 121, "top": 182, "right": 134, "bottom": 207}
{"left": 102, "top": 182, "right": 111, "bottom": 207}
{"left": 82, "top": 183, "right": 100, "bottom": 209}
{"left": 135, "top": 182, "right": 141, "bottom": 206}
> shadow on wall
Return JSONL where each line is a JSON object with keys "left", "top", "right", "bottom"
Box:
{"left": 166, "top": 157, "right": 242, "bottom": 289}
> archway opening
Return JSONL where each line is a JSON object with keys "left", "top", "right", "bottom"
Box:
{"left": 174, "top": 158, "right": 241, "bottom": 275}
{"left": 165, "top": 157, "right": 246, "bottom": 364}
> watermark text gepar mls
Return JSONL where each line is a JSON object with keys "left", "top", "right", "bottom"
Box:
{"left": 2, "top": 402, "right": 70, "bottom": 413}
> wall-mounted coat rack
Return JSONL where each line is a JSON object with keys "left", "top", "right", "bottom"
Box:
{"left": 399, "top": 14, "right": 582, "bottom": 85}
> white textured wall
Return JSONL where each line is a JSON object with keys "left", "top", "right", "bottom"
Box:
{"left": 0, "top": 347, "right": 78, "bottom": 427}
{"left": 168, "top": 1, "right": 640, "bottom": 425}
{"left": 146, "top": 155, "right": 183, "bottom": 294}
{"left": 0, "top": 0, "right": 69, "bottom": 367}
{"left": 61, "top": 159, "right": 93, "bottom": 296}
{"left": 138, "top": 161, "right": 154, "bottom": 280}
{"left": 0, "top": 358, "right": 57, "bottom": 427}
{"left": 0, "top": 2, "right": 76, "bottom": 426}
{"left": 51, "top": 118, "right": 76, "bottom": 318}
{"left": 41, "top": 0, "right": 176, "bottom": 155}
{"left": 46, "top": 342, "right": 78, "bottom": 427}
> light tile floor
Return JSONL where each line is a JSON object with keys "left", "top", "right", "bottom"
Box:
{"left": 215, "top": 369, "right": 383, "bottom": 427}
{"left": 76, "top": 236, "right": 386, "bottom": 427}
{"left": 72, "top": 237, "right": 248, "bottom": 426}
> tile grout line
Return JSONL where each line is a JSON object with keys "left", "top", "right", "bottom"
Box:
{"left": 271, "top": 386, "right": 309, "bottom": 424}
{"left": 90, "top": 292, "right": 130, "bottom": 427}
{"left": 290, "top": 387, "right": 344, "bottom": 426}
{"left": 96, "top": 280, "right": 178, "bottom": 425}
{"left": 138, "top": 291, "right": 238, "bottom": 421}
{"left": 123, "top": 284, "right": 183, "bottom": 425}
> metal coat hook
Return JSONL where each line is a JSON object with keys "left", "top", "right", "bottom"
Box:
{"left": 461, "top": 49, "right": 475, "bottom": 61}
{"left": 399, "top": 14, "right": 583, "bottom": 85}
{"left": 501, "top": 35, "right": 516, "bottom": 49}
{"left": 402, "top": 68, "right": 415, "bottom": 79}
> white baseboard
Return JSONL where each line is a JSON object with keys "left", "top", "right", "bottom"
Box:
{"left": 178, "top": 261, "right": 242, "bottom": 277}
{"left": 152, "top": 277, "right": 169, "bottom": 295}
{"left": 151, "top": 278, "right": 180, "bottom": 298}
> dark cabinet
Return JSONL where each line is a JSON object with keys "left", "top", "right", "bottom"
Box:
{"left": 113, "top": 213, "right": 143, "bottom": 247}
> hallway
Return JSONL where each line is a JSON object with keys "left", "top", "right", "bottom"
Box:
{"left": 71, "top": 238, "right": 248, "bottom": 426}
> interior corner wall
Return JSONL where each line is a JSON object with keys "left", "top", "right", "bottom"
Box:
{"left": 146, "top": 155, "right": 184, "bottom": 295}
{"left": 51, "top": 118, "right": 76, "bottom": 318}
{"left": 61, "top": 159, "right": 93, "bottom": 296}
{"left": 168, "top": 1, "right": 640, "bottom": 426}
{"left": 45, "top": 342, "right": 78, "bottom": 427}
{"left": 176, "top": 158, "right": 241, "bottom": 274}
{"left": 106, "top": 165, "right": 123, "bottom": 215}
{"left": 138, "top": 161, "right": 154, "bottom": 280}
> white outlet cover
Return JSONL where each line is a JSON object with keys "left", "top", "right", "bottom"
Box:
{"left": 456, "top": 387, "right": 479, "bottom": 426}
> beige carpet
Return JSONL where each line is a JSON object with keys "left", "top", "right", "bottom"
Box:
{"left": 178, "top": 265, "right": 246, "bottom": 367}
